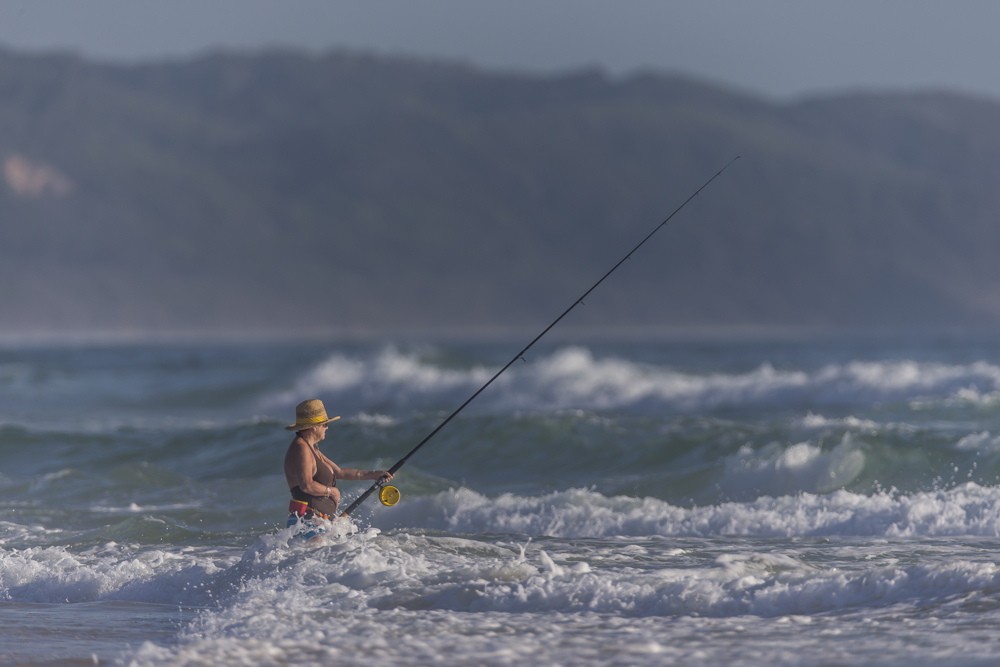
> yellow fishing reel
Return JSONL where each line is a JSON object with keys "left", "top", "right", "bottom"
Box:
{"left": 378, "top": 484, "right": 401, "bottom": 507}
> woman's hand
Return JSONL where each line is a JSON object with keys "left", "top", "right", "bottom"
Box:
{"left": 373, "top": 470, "right": 393, "bottom": 482}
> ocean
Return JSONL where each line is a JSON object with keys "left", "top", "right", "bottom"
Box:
{"left": 4, "top": 333, "right": 1000, "bottom": 666}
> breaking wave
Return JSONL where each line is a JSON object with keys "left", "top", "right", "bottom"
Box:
{"left": 370, "top": 483, "right": 1000, "bottom": 538}
{"left": 266, "top": 346, "right": 1000, "bottom": 414}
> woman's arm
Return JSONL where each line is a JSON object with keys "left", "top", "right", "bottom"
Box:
{"left": 328, "top": 461, "right": 393, "bottom": 482}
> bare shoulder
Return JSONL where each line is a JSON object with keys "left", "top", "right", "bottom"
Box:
{"left": 284, "top": 436, "right": 314, "bottom": 488}
{"left": 284, "top": 436, "right": 310, "bottom": 461}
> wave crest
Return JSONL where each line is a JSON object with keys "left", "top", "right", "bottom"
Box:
{"left": 265, "top": 347, "right": 1000, "bottom": 413}
{"left": 370, "top": 483, "right": 1000, "bottom": 538}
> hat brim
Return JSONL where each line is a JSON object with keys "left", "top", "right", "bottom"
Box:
{"left": 284, "top": 415, "right": 341, "bottom": 431}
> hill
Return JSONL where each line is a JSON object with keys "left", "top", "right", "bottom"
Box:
{"left": 2, "top": 49, "right": 1000, "bottom": 335}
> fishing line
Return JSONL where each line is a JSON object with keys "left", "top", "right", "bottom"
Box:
{"left": 342, "top": 155, "right": 740, "bottom": 517}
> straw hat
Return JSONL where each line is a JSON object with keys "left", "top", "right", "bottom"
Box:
{"left": 285, "top": 399, "right": 341, "bottom": 431}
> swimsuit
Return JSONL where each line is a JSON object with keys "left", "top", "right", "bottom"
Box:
{"left": 287, "top": 440, "right": 338, "bottom": 529}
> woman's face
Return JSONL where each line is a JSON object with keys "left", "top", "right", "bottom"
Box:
{"left": 300, "top": 424, "right": 328, "bottom": 441}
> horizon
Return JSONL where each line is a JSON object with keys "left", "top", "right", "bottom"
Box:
{"left": 0, "top": 323, "right": 997, "bottom": 350}
{"left": 3, "top": 1, "right": 1000, "bottom": 102}
{"left": 3, "top": 42, "right": 999, "bottom": 108}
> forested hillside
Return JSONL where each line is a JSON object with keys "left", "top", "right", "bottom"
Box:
{"left": 2, "top": 49, "right": 1000, "bottom": 335}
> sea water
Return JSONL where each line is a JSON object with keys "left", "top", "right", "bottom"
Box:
{"left": 4, "top": 334, "right": 1000, "bottom": 665}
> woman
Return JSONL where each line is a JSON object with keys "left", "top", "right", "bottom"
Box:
{"left": 284, "top": 399, "right": 392, "bottom": 526}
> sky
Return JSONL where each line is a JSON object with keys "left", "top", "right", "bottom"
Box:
{"left": 1, "top": 1, "right": 999, "bottom": 100}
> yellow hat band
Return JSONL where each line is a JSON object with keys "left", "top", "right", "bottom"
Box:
{"left": 300, "top": 414, "right": 331, "bottom": 424}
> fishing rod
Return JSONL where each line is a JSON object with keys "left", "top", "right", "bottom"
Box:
{"left": 340, "top": 155, "right": 740, "bottom": 518}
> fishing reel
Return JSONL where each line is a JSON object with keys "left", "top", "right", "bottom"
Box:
{"left": 379, "top": 485, "right": 400, "bottom": 506}
{"left": 377, "top": 477, "right": 400, "bottom": 507}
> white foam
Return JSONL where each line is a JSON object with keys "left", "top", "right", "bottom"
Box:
{"left": 0, "top": 545, "right": 235, "bottom": 604}
{"left": 108, "top": 482, "right": 1000, "bottom": 667}
{"left": 945, "top": 386, "right": 1000, "bottom": 406}
{"left": 120, "top": 517, "right": 1000, "bottom": 667}
{"left": 956, "top": 431, "right": 1000, "bottom": 454}
{"left": 406, "top": 549, "right": 1000, "bottom": 617}
{"left": 799, "top": 412, "right": 880, "bottom": 430}
{"left": 0, "top": 520, "right": 63, "bottom": 546}
{"left": 263, "top": 347, "right": 1000, "bottom": 413}
{"left": 266, "top": 346, "right": 493, "bottom": 408}
{"left": 88, "top": 502, "right": 204, "bottom": 514}
{"left": 720, "top": 435, "right": 866, "bottom": 499}
{"left": 369, "top": 483, "right": 1000, "bottom": 538}
{"left": 352, "top": 412, "right": 396, "bottom": 426}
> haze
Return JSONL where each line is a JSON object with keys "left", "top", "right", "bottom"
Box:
{"left": 3, "top": 0, "right": 1000, "bottom": 100}
{"left": 3, "top": 3, "right": 1000, "bottom": 337}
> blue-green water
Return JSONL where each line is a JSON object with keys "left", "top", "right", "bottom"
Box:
{"left": 5, "top": 335, "right": 1000, "bottom": 665}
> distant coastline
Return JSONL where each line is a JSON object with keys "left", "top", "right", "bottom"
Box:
{"left": 2, "top": 48, "right": 999, "bottom": 336}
